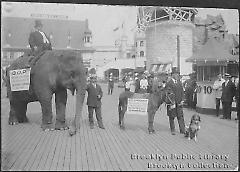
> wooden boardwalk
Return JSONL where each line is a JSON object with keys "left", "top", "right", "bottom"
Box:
{"left": 1, "top": 84, "right": 239, "bottom": 171}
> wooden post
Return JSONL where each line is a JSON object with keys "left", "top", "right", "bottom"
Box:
{"left": 177, "top": 35, "right": 180, "bottom": 72}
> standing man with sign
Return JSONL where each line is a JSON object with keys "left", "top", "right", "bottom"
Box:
{"left": 165, "top": 67, "right": 185, "bottom": 135}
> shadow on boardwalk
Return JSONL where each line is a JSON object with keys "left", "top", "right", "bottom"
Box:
{"left": 1, "top": 84, "right": 239, "bottom": 171}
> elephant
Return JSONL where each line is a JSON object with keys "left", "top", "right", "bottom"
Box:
{"left": 5, "top": 50, "right": 86, "bottom": 135}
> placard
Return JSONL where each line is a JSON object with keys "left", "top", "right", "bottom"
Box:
{"left": 126, "top": 98, "right": 148, "bottom": 115}
{"left": 10, "top": 68, "right": 31, "bottom": 91}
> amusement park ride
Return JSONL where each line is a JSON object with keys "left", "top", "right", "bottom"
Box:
{"left": 136, "top": 6, "right": 197, "bottom": 75}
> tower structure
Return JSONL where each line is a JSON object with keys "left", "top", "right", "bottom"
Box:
{"left": 137, "top": 6, "right": 198, "bottom": 75}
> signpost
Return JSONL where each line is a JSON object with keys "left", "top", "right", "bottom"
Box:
{"left": 10, "top": 68, "right": 31, "bottom": 91}
{"left": 126, "top": 98, "right": 148, "bottom": 115}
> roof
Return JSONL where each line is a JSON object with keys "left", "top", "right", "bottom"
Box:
{"left": 2, "top": 17, "right": 92, "bottom": 49}
{"left": 186, "top": 38, "right": 238, "bottom": 62}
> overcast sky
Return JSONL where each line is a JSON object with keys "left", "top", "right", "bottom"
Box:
{"left": 2, "top": 2, "right": 239, "bottom": 46}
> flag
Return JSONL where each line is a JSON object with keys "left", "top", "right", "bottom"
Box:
{"left": 113, "top": 27, "right": 119, "bottom": 32}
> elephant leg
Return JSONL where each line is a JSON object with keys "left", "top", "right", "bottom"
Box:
{"left": 55, "top": 89, "right": 68, "bottom": 130}
{"left": 9, "top": 101, "right": 19, "bottom": 125}
{"left": 18, "top": 102, "right": 29, "bottom": 123}
{"left": 38, "top": 91, "right": 54, "bottom": 131}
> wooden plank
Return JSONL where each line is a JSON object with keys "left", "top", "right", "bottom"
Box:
{"left": 86, "top": 121, "right": 102, "bottom": 171}
{"left": 49, "top": 131, "right": 65, "bottom": 170}
{"left": 42, "top": 130, "right": 61, "bottom": 170}
{"left": 36, "top": 130, "right": 58, "bottom": 170}
{"left": 3, "top": 124, "right": 39, "bottom": 170}
{"left": 19, "top": 128, "right": 48, "bottom": 170}
{"left": 82, "top": 119, "right": 95, "bottom": 171}
{"left": 104, "top": 122, "right": 134, "bottom": 170}
{"left": 69, "top": 128, "right": 77, "bottom": 171}
{"left": 28, "top": 130, "right": 54, "bottom": 170}
{"left": 56, "top": 131, "right": 68, "bottom": 170}
{"left": 96, "top": 122, "right": 125, "bottom": 171}
{"left": 1, "top": 124, "right": 26, "bottom": 164}
{"left": 108, "top": 122, "right": 146, "bottom": 170}
{"left": 77, "top": 120, "right": 88, "bottom": 171}
{"left": 93, "top": 123, "right": 111, "bottom": 171}
{"left": 63, "top": 133, "right": 72, "bottom": 171}
{"left": 23, "top": 130, "right": 50, "bottom": 170}
{"left": 94, "top": 124, "right": 116, "bottom": 171}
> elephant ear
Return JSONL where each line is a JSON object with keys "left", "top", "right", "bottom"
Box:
{"left": 58, "top": 51, "right": 83, "bottom": 73}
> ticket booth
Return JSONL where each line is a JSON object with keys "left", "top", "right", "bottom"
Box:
{"left": 186, "top": 39, "right": 239, "bottom": 114}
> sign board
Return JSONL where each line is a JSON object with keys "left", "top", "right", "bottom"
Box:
{"left": 10, "top": 68, "right": 31, "bottom": 91}
{"left": 126, "top": 98, "right": 148, "bottom": 115}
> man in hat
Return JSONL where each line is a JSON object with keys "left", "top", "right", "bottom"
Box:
{"left": 86, "top": 74, "right": 105, "bottom": 129}
{"left": 221, "top": 73, "right": 236, "bottom": 120}
{"left": 28, "top": 20, "right": 52, "bottom": 65}
{"left": 108, "top": 73, "right": 114, "bottom": 95}
{"left": 134, "top": 73, "right": 140, "bottom": 93}
{"left": 213, "top": 73, "right": 225, "bottom": 117}
{"left": 139, "top": 74, "right": 148, "bottom": 93}
{"left": 165, "top": 67, "right": 185, "bottom": 135}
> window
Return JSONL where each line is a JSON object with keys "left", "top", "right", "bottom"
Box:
{"left": 140, "top": 51, "right": 144, "bottom": 57}
{"left": 140, "top": 41, "right": 144, "bottom": 46}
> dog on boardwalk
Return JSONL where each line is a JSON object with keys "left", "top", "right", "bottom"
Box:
{"left": 184, "top": 114, "right": 201, "bottom": 141}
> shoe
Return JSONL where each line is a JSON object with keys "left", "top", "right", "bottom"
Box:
{"left": 90, "top": 123, "right": 94, "bottom": 129}
{"left": 171, "top": 131, "right": 176, "bottom": 135}
{"left": 220, "top": 117, "right": 226, "bottom": 119}
{"left": 99, "top": 125, "right": 105, "bottom": 129}
{"left": 98, "top": 122, "right": 105, "bottom": 129}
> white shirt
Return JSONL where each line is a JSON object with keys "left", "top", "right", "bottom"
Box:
{"left": 140, "top": 78, "right": 148, "bottom": 89}
{"left": 213, "top": 78, "right": 225, "bottom": 98}
{"left": 38, "top": 30, "right": 49, "bottom": 43}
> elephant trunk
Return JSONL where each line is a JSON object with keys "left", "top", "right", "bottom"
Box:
{"left": 68, "top": 84, "right": 86, "bottom": 136}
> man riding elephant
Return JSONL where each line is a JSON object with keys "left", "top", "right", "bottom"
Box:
{"left": 28, "top": 20, "right": 52, "bottom": 66}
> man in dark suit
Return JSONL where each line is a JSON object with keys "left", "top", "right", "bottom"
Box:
{"left": 28, "top": 20, "right": 52, "bottom": 65}
{"left": 165, "top": 67, "right": 185, "bottom": 135}
{"left": 108, "top": 73, "right": 114, "bottom": 95}
{"left": 221, "top": 73, "right": 236, "bottom": 120}
{"left": 86, "top": 74, "right": 105, "bottom": 129}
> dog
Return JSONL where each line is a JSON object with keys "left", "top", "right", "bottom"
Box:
{"left": 184, "top": 114, "right": 201, "bottom": 142}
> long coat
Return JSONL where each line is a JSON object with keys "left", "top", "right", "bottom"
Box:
{"left": 221, "top": 80, "right": 236, "bottom": 102}
{"left": 165, "top": 78, "right": 184, "bottom": 104}
{"left": 86, "top": 83, "right": 103, "bottom": 107}
{"left": 28, "top": 31, "right": 52, "bottom": 53}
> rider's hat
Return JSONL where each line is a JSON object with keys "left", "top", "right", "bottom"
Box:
{"left": 34, "top": 20, "right": 43, "bottom": 28}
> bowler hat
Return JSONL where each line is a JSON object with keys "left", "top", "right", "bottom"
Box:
{"left": 224, "top": 73, "right": 231, "bottom": 78}
{"left": 171, "top": 67, "right": 180, "bottom": 74}
{"left": 34, "top": 20, "right": 43, "bottom": 28}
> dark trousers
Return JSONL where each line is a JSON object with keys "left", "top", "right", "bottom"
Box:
{"left": 88, "top": 106, "right": 103, "bottom": 124}
{"left": 236, "top": 99, "right": 239, "bottom": 119}
{"left": 222, "top": 101, "right": 232, "bottom": 119}
{"left": 167, "top": 104, "right": 185, "bottom": 133}
{"left": 108, "top": 85, "right": 113, "bottom": 95}
{"left": 215, "top": 98, "right": 221, "bottom": 116}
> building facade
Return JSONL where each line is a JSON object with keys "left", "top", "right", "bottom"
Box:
{"left": 1, "top": 2, "right": 95, "bottom": 69}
